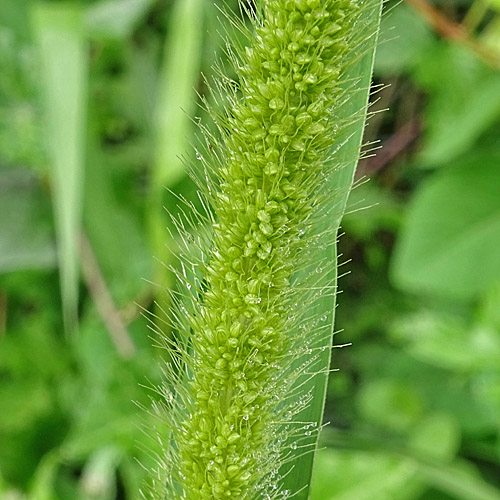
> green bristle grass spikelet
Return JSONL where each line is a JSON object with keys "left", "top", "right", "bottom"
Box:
{"left": 143, "top": 0, "right": 382, "bottom": 498}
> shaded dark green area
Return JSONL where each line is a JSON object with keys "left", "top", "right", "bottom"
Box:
{"left": 1, "top": 0, "right": 500, "bottom": 498}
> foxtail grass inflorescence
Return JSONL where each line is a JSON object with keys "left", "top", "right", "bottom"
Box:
{"left": 143, "top": 0, "right": 381, "bottom": 498}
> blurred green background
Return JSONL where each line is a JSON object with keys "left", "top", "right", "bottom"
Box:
{"left": 1, "top": 0, "right": 500, "bottom": 499}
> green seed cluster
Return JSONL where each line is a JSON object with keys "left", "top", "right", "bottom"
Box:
{"left": 172, "top": 0, "right": 361, "bottom": 498}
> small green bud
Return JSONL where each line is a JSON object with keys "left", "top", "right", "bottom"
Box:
{"left": 269, "top": 98, "right": 285, "bottom": 109}
{"left": 227, "top": 433, "right": 241, "bottom": 445}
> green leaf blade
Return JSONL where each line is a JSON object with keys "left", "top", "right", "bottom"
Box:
{"left": 33, "top": 3, "right": 88, "bottom": 333}
{"left": 283, "top": 0, "right": 384, "bottom": 498}
{"left": 391, "top": 152, "right": 500, "bottom": 300}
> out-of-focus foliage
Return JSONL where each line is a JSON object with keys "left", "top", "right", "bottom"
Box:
{"left": 0, "top": 0, "right": 499, "bottom": 498}
{"left": 311, "top": 0, "right": 500, "bottom": 497}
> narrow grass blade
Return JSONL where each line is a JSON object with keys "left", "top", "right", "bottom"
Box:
{"left": 33, "top": 3, "right": 88, "bottom": 334}
{"left": 282, "top": 1, "right": 383, "bottom": 497}
{"left": 148, "top": 0, "right": 204, "bottom": 285}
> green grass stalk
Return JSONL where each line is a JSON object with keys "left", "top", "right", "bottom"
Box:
{"left": 33, "top": 3, "right": 88, "bottom": 335}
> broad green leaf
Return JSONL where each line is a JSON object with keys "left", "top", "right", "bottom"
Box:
{"left": 391, "top": 310, "right": 500, "bottom": 371}
{"left": 357, "top": 379, "right": 424, "bottom": 432}
{"left": 33, "top": 3, "right": 88, "bottom": 333}
{"left": 409, "top": 413, "right": 460, "bottom": 462}
{"left": 311, "top": 448, "right": 422, "bottom": 500}
{"left": 323, "top": 430, "right": 500, "bottom": 500}
{"left": 414, "top": 44, "right": 500, "bottom": 167}
{"left": 391, "top": 152, "right": 500, "bottom": 300}
{"left": 374, "top": 3, "right": 433, "bottom": 75}
{"left": 353, "top": 343, "right": 500, "bottom": 435}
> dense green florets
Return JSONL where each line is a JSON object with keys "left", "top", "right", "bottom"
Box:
{"left": 155, "top": 1, "right": 364, "bottom": 498}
